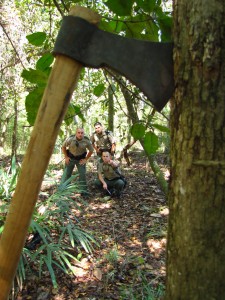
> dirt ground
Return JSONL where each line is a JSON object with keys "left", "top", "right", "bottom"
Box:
{"left": 11, "top": 151, "right": 169, "bottom": 300}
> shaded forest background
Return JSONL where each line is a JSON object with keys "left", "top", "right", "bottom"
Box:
{"left": 0, "top": 0, "right": 172, "bottom": 160}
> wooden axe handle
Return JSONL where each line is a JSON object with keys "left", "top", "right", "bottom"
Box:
{"left": 0, "top": 7, "right": 100, "bottom": 299}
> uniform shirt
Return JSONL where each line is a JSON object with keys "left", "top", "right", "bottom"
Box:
{"left": 90, "top": 130, "right": 115, "bottom": 150}
{"left": 62, "top": 135, "right": 94, "bottom": 156}
{"left": 98, "top": 161, "right": 121, "bottom": 180}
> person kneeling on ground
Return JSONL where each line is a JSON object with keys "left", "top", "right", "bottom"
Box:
{"left": 94, "top": 151, "right": 125, "bottom": 198}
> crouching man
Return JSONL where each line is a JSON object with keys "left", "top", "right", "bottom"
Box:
{"left": 95, "top": 151, "right": 125, "bottom": 198}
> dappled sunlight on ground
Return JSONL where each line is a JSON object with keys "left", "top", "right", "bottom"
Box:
{"left": 11, "top": 151, "right": 169, "bottom": 299}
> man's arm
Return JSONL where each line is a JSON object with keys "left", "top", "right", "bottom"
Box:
{"left": 62, "top": 146, "right": 70, "bottom": 165}
{"left": 90, "top": 134, "right": 98, "bottom": 152}
{"left": 80, "top": 140, "right": 94, "bottom": 165}
{"left": 80, "top": 150, "right": 93, "bottom": 165}
{"left": 98, "top": 172, "right": 107, "bottom": 190}
{"left": 108, "top": 132, "right": 116, "bottom": 154}
{"left": 111, "top": 142, "right": 116, "bottom": 154}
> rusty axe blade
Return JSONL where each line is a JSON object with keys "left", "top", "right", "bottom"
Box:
{"left": 53, "top": 16, "right": 174, "bottom": 111}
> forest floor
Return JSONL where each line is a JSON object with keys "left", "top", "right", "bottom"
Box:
{"left": 11, "top": 151, "right": 169, "bottom": 300}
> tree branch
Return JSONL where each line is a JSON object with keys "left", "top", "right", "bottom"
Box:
{"left": 0, "top": 22, "right": 25, "bottom": 69}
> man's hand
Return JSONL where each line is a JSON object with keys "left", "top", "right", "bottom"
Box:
{"left": 65, "top": 156, "right": 70, "bottom": 165}
{"left": 108, "top": 159, "right": 114, "bottom": 165}
{"left": 103, "top": 182, "right": 107, "bottom": 190}
{"left": 79, "top": 158, "right": 87, "bottom": 165}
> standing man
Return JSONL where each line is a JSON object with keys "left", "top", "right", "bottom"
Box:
{"left": 90, "top": 122, "right": 116, "bottom": 158}
{"left": 95, "top": 151, "right": 125, "bottom": 198}
{"left": 60, "top": 128, "right": 94, "bottom": 196}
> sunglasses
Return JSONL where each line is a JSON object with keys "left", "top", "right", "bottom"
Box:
{"left": 75, "top": 140, "right": 79, "bottom": 147}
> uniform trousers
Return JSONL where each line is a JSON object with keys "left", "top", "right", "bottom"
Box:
{"left": 94, "top": 177, "right": 124, "bottom": 196}
{"left": 60, "top": 159, "right": 87, "bottom": 192}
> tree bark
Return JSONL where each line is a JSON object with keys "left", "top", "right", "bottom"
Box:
{"left": 108, "top": 85, "right": 114, "bottom": 131}
{"left": 11, "top": 96, "right": 18, "bottom": 158}
{"left": 166, "top": 1, "right": 225, "bottom": 299}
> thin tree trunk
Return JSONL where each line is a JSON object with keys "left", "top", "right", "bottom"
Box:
{"left": 108, "top": 85, "right": 114, "bottom": 132}
{"left": 11, "top": 96, "right": 18, "bottom": 158}
{"left": 120, "top": 80, "right": 168, "bottom": 194}
{"left": 166, "top": 0, "right": 225, "bottom": 299}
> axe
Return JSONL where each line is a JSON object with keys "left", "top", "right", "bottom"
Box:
{"left": 0, "top": 6, "right": 174, "bottom": 299}
{"left": 53, "top": 15, "right": 174, "bottom": 111}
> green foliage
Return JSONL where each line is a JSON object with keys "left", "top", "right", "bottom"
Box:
{"left": 152, "top": 123, "right": 170, "bottom": 133}
{"left": 0, "top": 157, "right": 19, "bottom": 234}
{"left": 120, "top": 272, "right": 165, "bottom": 299}
{"left": 130, "top": 111, "right": 170, "bottom": 156}
{"left": 26, "top": 32, "right": 47, "bottom": 46}
{"left": 93, "top": 83, "right": 105, "bottom": 97}
{"left": 21, "top": 68, "right": 49, "bottom": 85}
{"left": 130, "top": 123, "right": 145, "bottom": 139}
{"left": 136, "top": 0, "right": 157, "bottom": 13}
{"left": 64, "top": 103, "right": 85, "bottom": 126}
{"left": 36, "top": 53, "right": 54, "bottom": 71}
{"left": 22, "top": 37, "right": 85, "bottom": 127}
{"left": 104, "top": 247, "right": 121, "bottom": 265}
{"left": 144, "top": 131, "right": 159, "bottom": 155}
{"left": 21, "top": 182, "right": 99, "bottom": 288}
{"left": 24, "top": 86, "right": 45, "bottom": 125}
{"left": 104, "top": 0, "right": 135, "bottom": 16}
{"left": 21, "top": 61, "right": 50, "bottom": 125}
{"left": 154, "top": 6, "right": 173, "bottom": 41}
{"left": 0, "top": 156, "right": 19, "bottom": 200}
{"left": 0, "top": 164, "right": 98, "bottom": 289}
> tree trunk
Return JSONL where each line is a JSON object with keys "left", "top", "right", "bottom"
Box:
{"left": 108, "top": 85, "right": 114, "bottom": 131}
{"left": 120, "top": 80, "right": 168, "bottom": 194}
{"left": 166, "top": 1, "right": 225, "bottom": 299}
{"left": 11, "top": 96, "right": 18, "bottom": 158}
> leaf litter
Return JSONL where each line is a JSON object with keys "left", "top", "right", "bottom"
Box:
{"left": 14, "top": 151, "right": 169, "bottom": 299}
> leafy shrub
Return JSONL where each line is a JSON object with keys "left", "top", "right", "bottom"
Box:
{"left": 15, "top": 179, "right": 99, "bottom": 289}
{"left": 0, "top": 161, "right": 98, "bottom": 291}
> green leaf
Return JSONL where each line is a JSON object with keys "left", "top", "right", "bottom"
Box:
{"left": 21, "top": 68, "right": 48, "bottom": 85}
{"left": 130, "top": 123, "right": 145, "bottom": 139}
{"left": 43, "top": 257, "right": 58, "bottom": 288}
{"left": 104, "top": 0, "right": 135, "bottom": 16}
{"left": 119, "top": 14, "right": 159, "bottom": 41}
{"left": 93, "top": 83, "right": 105, "bottom": 97}
{"left": 26, "top": 32, "right": 47, "bottom": 46}
{"left": 155, "top": 8, "right": 173, "bottom": 41}
{"left": 99, "top": 20, "right": 124, "bottom": 34}
{"left": 64, "top": 104, "right": 85, "bottom": 126}
{"left": 144, "top": 131, "right": 159, "bottom": 154}
{"left": 123, "top": 16, "right": 146, "bottom": 38}
{"left": 36, "top": 53, "right": 54, "bottom": 71}
{"left": 152, "top": 123, "right": 170, "bottom": 133}
{"left": 25, "top": 87, "right": 45, "bottom": 125}
{"left": 136, "top": 0, "right": 157, "bottom": 13}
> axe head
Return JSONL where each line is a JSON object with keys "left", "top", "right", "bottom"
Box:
{"left": 53, "top": 16, "right": 174, "bottom": 111}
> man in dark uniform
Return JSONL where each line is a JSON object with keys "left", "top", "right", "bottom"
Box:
{"left": 95, "top": 151, "right": 125, "bottom": 198}
{"left": 60, "top": 128, "right": 94, "bottom": 195}
{"left": 90, "top": 122, "right": 116, "bottom": 157}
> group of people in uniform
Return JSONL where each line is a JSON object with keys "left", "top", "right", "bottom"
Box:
{"left": 60, "top": 122, "right": 126, "bottom": 198}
